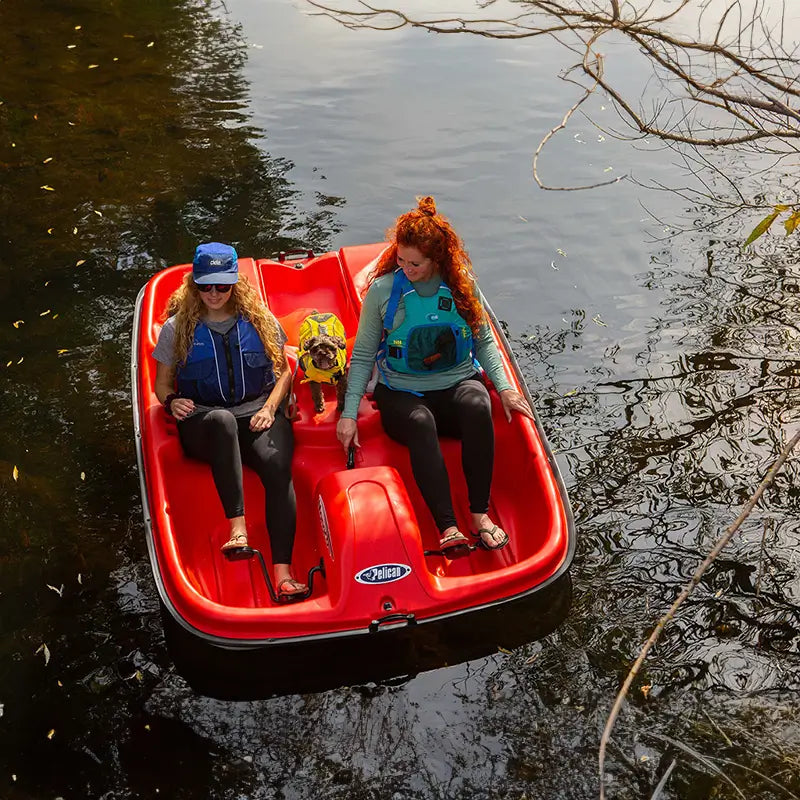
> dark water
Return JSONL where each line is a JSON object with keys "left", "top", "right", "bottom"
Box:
{"left": 2, "top": 0, "right": 800, "bottom": 797}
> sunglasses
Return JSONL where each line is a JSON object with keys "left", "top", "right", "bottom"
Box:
{"left": 196, "top": 283, "right": 233, "bottom": 294}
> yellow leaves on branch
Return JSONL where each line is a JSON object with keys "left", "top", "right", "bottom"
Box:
{"left": 745, "top": 204, "right": 800, "bottom": 247}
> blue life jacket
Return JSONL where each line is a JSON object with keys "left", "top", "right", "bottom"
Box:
{"left": 376, "top": 269, "right": 474, "bottom": 389}
{"left": 177, "top": 317, "right": 275, "bottom": 406}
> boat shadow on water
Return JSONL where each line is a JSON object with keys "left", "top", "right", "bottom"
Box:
{"left": 162, "top": 571, "right": 572, "bottom": 700}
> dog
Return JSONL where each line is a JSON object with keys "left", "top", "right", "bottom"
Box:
{"left": 297, "top": 312, "right": 348, "bottom": 414}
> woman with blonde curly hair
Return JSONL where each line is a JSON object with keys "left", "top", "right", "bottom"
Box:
{"left": 337, "top": 197, "right": 533, "bottom": 555}
{"left": 153, "top": 242, "right": 306, "bottom": 600}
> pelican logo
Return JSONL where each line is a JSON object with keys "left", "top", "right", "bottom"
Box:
{"left": 209, "top": 258, "right": 223, "bottom": 266}
{"left": 354, "top": 563, "right": 411, "bottom": 584}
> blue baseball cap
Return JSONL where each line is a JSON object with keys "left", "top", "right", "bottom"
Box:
{"left": 192, "top": 242, "right": 239, "bottom": 284}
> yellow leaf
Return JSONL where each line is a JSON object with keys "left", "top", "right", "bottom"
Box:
{"left": 640, "top": 683, "right": 652, "bottom": 698}
{"left": 57, "top": 349, "right": 69, "bottom": 354}
{"left": 75, "top": 25, "right": 82, "bottom": 29}
{"left": 77, "top": 573, "right": 83, "bottom": 584}
{"left": 16, "top": 357, "right": 23, "bottom": 364}
{"left": 47, "top": 228, "right": 54, "bottom": 234}
{"left": 40, "top": 185, "right": 55, "bottom": 191}
{"left": 76, "top": 259, "right": 86, "bottom": 266}
{"left": 40, "top": 309, "right": 51, "bottom": 316}
{"left": 5, "top": 361, "right": 11, "bottom": 368}
{"left": 36, "top": 643, "right": 51, "bottom": 666}
{"left": 135, "top": 670, "right": 144, "bottom": 682}
{"left": 744, "top": 210, "right": 781, "bottom": 247}
{"left": 88, "top": 64, "right": 99, "bottom": 69}
{"left": 147, "top": 41, "right": 155, "bottom": 47}
{"left": 12, "top": 465, "right": 18, "bottom": 481}
{"left": 497, "top": 646, "right": 512, "bottom": 654}
{"left": 67, "top": 44, "right": 76, "bottom": 49}
{"left": 144, "top": 724, "right": 151, "bottom": 730}
{"left": 113, "top": 57, "right": 119, "bottom": 62}
{"left": 47, "top": 729, "right": 55, "bottom": 740}
{"left": 68, "top": 121, "right": 76, "bottom": 126}
{"left": 47, "top": 584, "right": 64, "bottom": 597}
{"left": 52, "top": 314, "right": 59, "bottom": 319}
{"left": 72, "top": 227, "right": 78, "bottom": 234}
{"left": 43, "top": 157, "right": 53, "bottom": 163}
{"left": 13, "top": 320, "right": 23, "bottom": 328}
{"left": 80, "top": 472, "right": 86, "bottom": 481}
{"left": 93, "top": 210, "right": 102, "bottom": 217}
{"left": 784, "top": 211, "right": 800, "bottom": 235}
{"left": 44, "top": 281, "right": 50, "bottom": 286}
{"left": 57, "top": 680, "right": 63, "bottom": 687}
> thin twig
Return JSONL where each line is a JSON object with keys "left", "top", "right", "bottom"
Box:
{"left": 598, "top": 428, "right": 800, "bottom": 800}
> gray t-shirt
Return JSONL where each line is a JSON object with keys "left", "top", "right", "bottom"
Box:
{"left": 153, "top": 314, "right": 287, "bottom": 420}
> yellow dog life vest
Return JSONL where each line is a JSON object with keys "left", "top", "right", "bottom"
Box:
{"left": 297, "top": 312, "right": 347, "bottom": 385}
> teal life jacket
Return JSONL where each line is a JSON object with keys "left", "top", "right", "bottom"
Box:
{"left": 177, "top": 317, "right": 275, "bottom": 406}
{"left": 376, "top": 269, "right": 475, "bottom": 391}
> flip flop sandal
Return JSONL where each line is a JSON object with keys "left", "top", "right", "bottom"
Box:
{"left": 221, "top": 532, "right": 253, "bottom": 561}
{"left": 472, "top": 524, "right": 509, "bottom": 551}
{"left": 438, "top": 530, "right": 471, "bottom": 558}
{"left": 277, "top": 577, "right": 308, "bottom": 602}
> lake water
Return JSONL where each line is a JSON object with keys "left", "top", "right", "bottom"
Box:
{"left": 2, "top": 0, "right": 800, "bottom": 797}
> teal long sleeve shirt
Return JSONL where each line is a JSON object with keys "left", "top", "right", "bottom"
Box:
{"left": 341, "top": 272, "right": 513, "bottom": 419}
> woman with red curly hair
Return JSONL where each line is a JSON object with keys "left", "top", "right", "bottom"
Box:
{"left": 337, "top": 196, "right": 533, "bottom": 554}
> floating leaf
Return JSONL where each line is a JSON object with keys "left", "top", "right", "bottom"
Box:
{"left": 16, "top": 357, "right": 23, "bottom": 364}
{"left": 147, "top": 41, "right": 155, "bottom": 47}
{"left": 13, "top": 320, "right": 23, "bottom": 328}
{"left": 5, "top": 361, "right": 12, "bottom": 368}
{"left": 47, "top": 228, "right": 54, "bottom": 234}
{"left": 497, "top": 646, "right": 512, "bottom": 655}
{"left": 12, "top": 465, "right": 18, "bottom": 481}
{"left": 67, "top": 44, "right": 76, "bottom": 49}
{"left": 44, "top": 280, "right": 50, "bottom": 286}
{"left": 75, "top": 25, "right": 82, "bottom": 29}
{"left": 68, "top": 121, "right": 76, "bottom": 126}
{"left": 57, "top": 349, "right": 69, "bottom": 354}
{"left": 564, "top": 389, "right": 578, "bottom": 397}
{"left": 550, "top": 261, "right": 559, "bottom": 271}
{"left": 33, "top": 114, "right": 38, "bottom": 120}
{"left": 744, "top": 209, "right": 782, "bottom": 247}
{"left": 36, "top": 643, "right": 51, "bottom": 666}
{"left": 40, "top": 185, "right": 55, "bottom": 191}
{"left": 144, "top": 724, "right": 151, "bottom": 730}
{"left": 57, "top": 680, "right": 63, "bottom": 687}
{"left": 135, "top": 670, "right": 144, "bottom": 682}
{"left": 43, "top": 157, "right": 53, "bottom": 163}
{"left": 640, "top": 683, "right": 652, "bottom": 698}
{"left": 52, "top": 314, "right": 59, "bottom": 319}
{"left": 80, "top": 472, "right": 86, "bottom": 481}
{"left": 557, "top": 248, "right": 567, "bottom": 257}
{"left": 517, "top": 215, "right": 528, "bottom": 222}
{"left": 603, "top": 166, "right": 613, "bottom": 172}
{"left": 592, "top": 314, "right": 607, "bottom": 326}
{"left": 72, "top": 227, "right": 78, "bottom": 234}
{"left": 93, "top": 210, "right": 102, "bottom": 217}
{"left": 88, "top": 64, "right": 99, "bottom": 69}
{"left": 47, "top": 729, "right": 55, "bottom": 740}
{"left": 77, "top": 573, "right": 83, "bottom": 584}
{"left": 47, "top": 584, "right": 64, "bottom": 597}
{"left": 76, "top": 259, "right": 85, "bottom": 266}
{"left": 40, "top": 309, "right": 51, "bottom": 316}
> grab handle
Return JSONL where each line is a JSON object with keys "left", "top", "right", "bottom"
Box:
{"left": 277, "top": 249, "right": 315, "bottom": 264}
{"left": 369, "top": 612, "right": 417, "bottom": 633}
{"left": 346, "top": 445, "right": 356, "bottom": 470}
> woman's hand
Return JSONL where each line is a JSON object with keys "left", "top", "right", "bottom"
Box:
{"left": 499, "top": 389, "right": 534, "bottom": 422}
{"left": 170, "top": 397, "right": 195, "bottom": 421}
{"left": 250, "top": 404, "right": 276, "bottom": 432}
{"left": 336, "top": 417, "right": 360, "bottom": 452}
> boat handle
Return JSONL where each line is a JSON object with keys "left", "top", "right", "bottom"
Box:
{"left": 369, "top": 612, "right": 417, "bottom": 633}
{"left": 277, "top": 248, "right": 315, "bottom": 264}
{"left": 346, "top": 445, "right": 356, "bottom": 469}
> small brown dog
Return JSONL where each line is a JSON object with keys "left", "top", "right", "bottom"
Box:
{"left": 297, "top": 312, "right": 348, "bottom": 413}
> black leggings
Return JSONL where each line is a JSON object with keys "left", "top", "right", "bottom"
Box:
{"left": 374, "top": 377, "right": 494, "bottom": 533}
{"left": 177, "top": 409, "right": 296, "bottom": 564}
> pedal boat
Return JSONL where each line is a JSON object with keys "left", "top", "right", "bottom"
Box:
{"left": 131, "top": 244, "right": 575, "bottom": 688}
